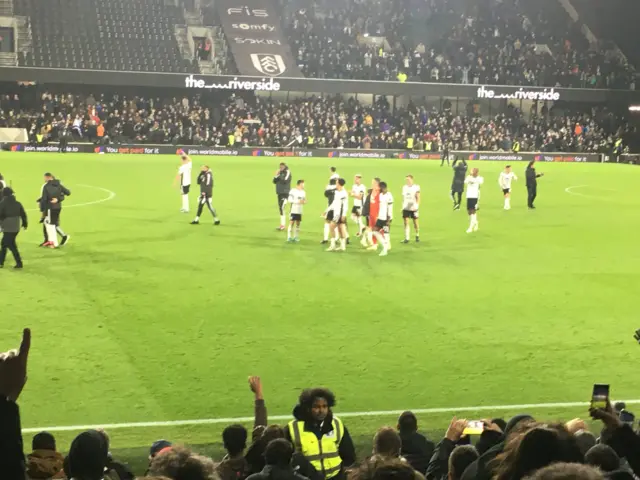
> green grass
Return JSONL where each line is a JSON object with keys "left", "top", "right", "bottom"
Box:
{"left": 2, "top": 153, "right": 639, "bottom": 473}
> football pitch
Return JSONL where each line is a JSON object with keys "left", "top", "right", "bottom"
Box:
{"left": 2, "top": 153, "right": 639, "bottom": 467}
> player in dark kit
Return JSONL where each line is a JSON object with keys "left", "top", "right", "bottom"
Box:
{"left": 191, "top": 165, "right": 220, "bottom": 225}
{"left": 441, "top": 141, "right": 451, "bottom": 167}
{"left": 526, "top": 160, "right": 544, "bottom": 209}
{"left": 273, "top": 163, "right": 292, "bottom": 230}
{"left": 40, "top": 173, "right": 71, "bottom": 248}
{"left": 451, "top": 158, "right": 468, "bottom": 210}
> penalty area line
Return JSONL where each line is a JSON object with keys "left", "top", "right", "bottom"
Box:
{"left": 22, "top": 398, "right": 640, "bottom": 433}
{"left": 26, "top": 184, "right": 116, "bottom": 213}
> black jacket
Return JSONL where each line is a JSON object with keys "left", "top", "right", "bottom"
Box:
{"left": 525, "top": 167, "right": 541, "bottom": 187}
{"left": 284, "top": 408, "right": 356, "bottom": 479}
{"left": 273, "top": 169, "right": 292, "bottom": 195}
{"left": 0, "top": 194, "right": 28, "bottom": 233}
{"left": 426, "top": 438, "right": 456, "bottom": 480}
{"left": 400, "top": 431, "right": 434, "bottom": 475}
{"left": 606, "top": 424, "right": 640, "bottom": 477}
{"left": 0, "top": 397, "right": 25, "bottom": 479}
{"left": 452, "top": 160, "right": 468, "bottom": 185}
{"left": 198, "top": 170, "right": 214, "bottom": 196}
{"left": 39, "top": 179, "right": 71, "bottom": 211}
{"left": 247, "top": 465, "right": 311, "bottom": 480}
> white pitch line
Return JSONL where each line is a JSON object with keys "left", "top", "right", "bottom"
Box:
{"left": 22, "top": 399, "right": 640, "bottom": 434}
{"left": 26, "top": 184, "right": 116, "bottom": 213}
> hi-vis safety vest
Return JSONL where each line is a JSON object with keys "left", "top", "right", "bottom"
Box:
{"left": 406, "top": 137, "right": 414, "bottom": 149}
{"left": 228, "top": 134, "right": 235, "bottom": 146}
{"left": 288, "top": 418, "right": 345, "bottom": 478}
{"left": 424, "top": 141, "right": 432, "bottom": 151}
{"left": 512, "top": 141, "right": 520, "bottom": 152}
{"left": 308, "top": 136, "right": 315, "bottom": 145}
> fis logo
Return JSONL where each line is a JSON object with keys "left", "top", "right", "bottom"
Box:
{"left": 227, "top": 7, "right": 268, "bottom": 17}
{"left": 10, "top": 144, "right": 22, "bottom": 151}
{"left": 232, "top": 23, "right": 276, "bottom": 31}
{"left": 468, "top": 153, "right": 479, "bottom": 160}
{"left": 252, "top": 149, "right": 264, "bottom": 156}
{"left": 94, "top": 146, "right": 105, "bottom": 153}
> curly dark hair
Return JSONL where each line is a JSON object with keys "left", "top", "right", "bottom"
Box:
{"left": 298, "top": 388, "right": 336, "bottom": 410}
{"left": 149, "top": 446, "right": 218, "bottom": 480}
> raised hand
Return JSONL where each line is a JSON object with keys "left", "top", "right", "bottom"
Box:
{"left": 0, "top": 328, "right": 31, "bottom": 402}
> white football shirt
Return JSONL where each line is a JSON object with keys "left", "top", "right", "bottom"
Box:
{"left": 288, "top": 189, "right": 306, "bottom": 215}
{"left": 351, "top": 184, "right": 366, "bottom": 207}
{"left": 402, "top": 184, "right": 421, "bottom": 211}
{"left": 330, "top": 189, "right": 348, "bottom": 219}
{"left": 378, "top": 192, "right": 394, "bottom": 221}
{"left": 499, "top": 171, "right": 517, "bottom": 189}
{"left": 465, "top": 175, "right": 484, "bottom": 199}
{"left": 178, "top": 162, "right": 192, "bottom": 187}
{"left": 330, "top": 173, "right": 340, "bottom": 182}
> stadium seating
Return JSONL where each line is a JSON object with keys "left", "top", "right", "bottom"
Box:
{"left": 15, "top": 0, "right": 198, "bottom": 73}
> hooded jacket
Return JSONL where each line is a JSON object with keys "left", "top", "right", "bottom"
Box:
{"left": 27, "top": 449, "right": 65, "bottom": 479}
{"left": 39, "top": 179, "right": 71, "bottom": 212}
{"left": 400, "top": 431, "right": 434, "bottom": 475}
{"left": 0, "top": 192, "right": 28, "bottom": 233}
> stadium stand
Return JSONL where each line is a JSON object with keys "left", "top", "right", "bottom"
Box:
{"left": 277, "top": 0, "right": 635, "bottom": 88}
{"left": 2, "top": 330, "right": 640, "bottom": 479}
{"left": 0, "top": 91, "right": 632, "bottom": 154}
{"left": 14, "top": 0, "right": 199, "bottom": 73}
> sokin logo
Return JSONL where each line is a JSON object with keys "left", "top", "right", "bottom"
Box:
{"left": 185, "top": 74, "right": 281, "bottom": 91}
{"left": 232, "top": 23, "right": 276, "bottom": 32}
{"left": 477, "top": 85, "right": 560, "bottom": 101}
{"left": 250, "top": 53, "right": 286, "bottom": 76}
{"left": 227, "top": 7, "right": 268, "bottom": 17}
{"left": 234, "top": 37, "right": 281, "bottom": 45}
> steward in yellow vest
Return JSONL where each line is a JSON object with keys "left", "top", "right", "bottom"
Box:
{"left": 286, "top": 388, "right": 355, "bottom": 480}
{"left": 406, "top": 137, "right": 414, "bottom": 150}
{"left": 512, "top": 140, "right": 520, "bottom": 153}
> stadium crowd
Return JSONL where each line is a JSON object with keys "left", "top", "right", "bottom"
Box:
{"left": 278, "top": 0, "right": 635, "bottom": 89}
{"left": 2, "top": 328, "right": 640, "bottom": 480}
{"left": 0, "top": 92, "right": 632, "bottom": 154}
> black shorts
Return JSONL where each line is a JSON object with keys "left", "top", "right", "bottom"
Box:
{"left": 290, "top": 213, "right": 302, "bottom": 222}
{"left": 325, "top": 210, "right": 334, "bottom": 222}
{"left": 181, "top": 185, "right": 191, "bottom": 195}
{"left": 46, "top": 209, "right": 61, "bottom": 226}
{"left": 502, "top": 188, "right": 510, "bottom": 195}
{"left": 374, "top": 219, "right": 388, "bottom": 231}
{"left": 351, "top": 206, "right": 362, "bottom": 215}
{"left": 466, "top": 198, "right": 478, "bottom": 211}
{"left": 402, "top": 209, "right": 419, "bottom": 219}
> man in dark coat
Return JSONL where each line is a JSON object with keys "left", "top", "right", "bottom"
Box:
{"left": 246, "top": 439, "right": 310, "bottom": 480}
{"left": 397, "top": 411, "right": 434, "bottom": 475}
{"left": 0, "top": 187, "right": 28, "bottom": 268}
{"left": 526, "top": 161, "right": 544, "bottom": 209}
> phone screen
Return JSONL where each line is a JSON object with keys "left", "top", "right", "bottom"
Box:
{"left": 591, "top": 384, "right": 610, "bottom": 409}
{"left": 462, "top": 420, "right": 484, "bottom": 436}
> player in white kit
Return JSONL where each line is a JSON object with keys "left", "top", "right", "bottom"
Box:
{"left": 401, "top": 175, "right": 421, "bottom": 243}
{"left": 174, "top": 152, "right": 192, "bottom": 213}
{"left": 498, "top": 165, "right": 518, "bottom": 210}
{"left": 287, "top": 180, "right": 306, "bottom": 242}
{"left": 371, "top": 181, "right": 393, "bottom": 256}
{"left": 327, "top": 178, "right": 349, "bottom": 252}
{"left": 350, "top": 174, "right": 366, "bottom": 236}
{"left": 465, "top": 168, "right": 484, "bottom": 233}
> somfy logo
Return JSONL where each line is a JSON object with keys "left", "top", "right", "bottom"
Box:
{"left": 250, "top": 53, "right": 286, "bottom": 76}
{"left": 477, "top": 85, "right": 560, "bottom": 101}
{"left": 234, "top": 37, "right": 281, "bottom": 45}
{"left": 227, "top": 7, "right": 268, "bottom": 17}
{"left": 231, "top": 23, "right": 276, "bottom": 32}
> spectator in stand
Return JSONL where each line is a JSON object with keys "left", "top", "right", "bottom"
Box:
{"left": 448, "top": 446, "right": 478, "bottom": 480}
{"left": 285, "top": 388, "right": 356, "bottom": 480}
{"left": 367, "top": 427, "right": 425, "bottom": 480}
{"left": 350, "top": 458, "right": 420, "bottom": 480}
{"left": 26, "top": 431, "right": 65, "bottom": 479}
{"left": 217, "top": 424, "right": 250, "bottom": 480}
{"left": 246, "top": 439, "right": 311, "bottom": 480}
{"left": 525, "top": 463, "right": 604, "bottom": 480}
{"left": 397, "top": 411, "right": 435, "bottom": 475}
{"left": 584, "top": 444, "right": 622, "bottom": 473}
{"left": 149, "top": 445, "right": 218, "bottom": 480}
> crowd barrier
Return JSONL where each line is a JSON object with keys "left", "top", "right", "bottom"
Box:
{"left": 1, "top": 142, "right": 605, "bottom": 162}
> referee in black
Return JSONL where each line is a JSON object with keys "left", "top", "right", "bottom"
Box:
{"left": 273, "top": 162, "right": 291, "bottom": 231}
{"left": 0, "top": 187, "right": 27, "bottom": 269}
{"left": 526, "top": 161, "right": 544, "bottom": 209}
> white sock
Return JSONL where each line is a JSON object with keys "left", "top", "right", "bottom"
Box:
{"left": 405, "top": 225, "right": 410, "bottom": 241}
{"left": 330, "top": 238, "right": 336, "bottom": 248}
{"left": 280, "top": 214, "right": 285, "bottom": 226}
{"left": 471, "top": 213, "right": 478, "bottom": 227}
{"left": 387, "top": 233, "right": 391, "bottom": 249}
{"left": 469, "top": 216, "right": 474, "bottom": 229}
{"left": 367, "top": 230, "right": 373, "bottom": 245}
{"left": 194, "top": 216, "right": 200, "bottom": 222}
{"left": 295, "top": 225, "right": 300, "bottom": 238}
{"left": 340, "top": 237, "right": 346, "bottom": 249}
{"left": 334, "top": 229, "right": 340, "bottom": 240}
{"left": 505, "top": 198, "right": 510, "bottom": 208}
{"left": 373, "top": 231, "right": 386, "bottom": 252}
{"left": 323, "top": 223, "right": 330, "bottom": 241}
{"left": 359, "top": 217, "right": 365, "bottom": 232}
{"left": 287, "top": 224, "right": 293, "bottom": 239}
{"left": 46, "top": 224, "right": 58, "bottom": 246}
{"left": 181, "top": 194, "right": 189, "bottom": 211}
